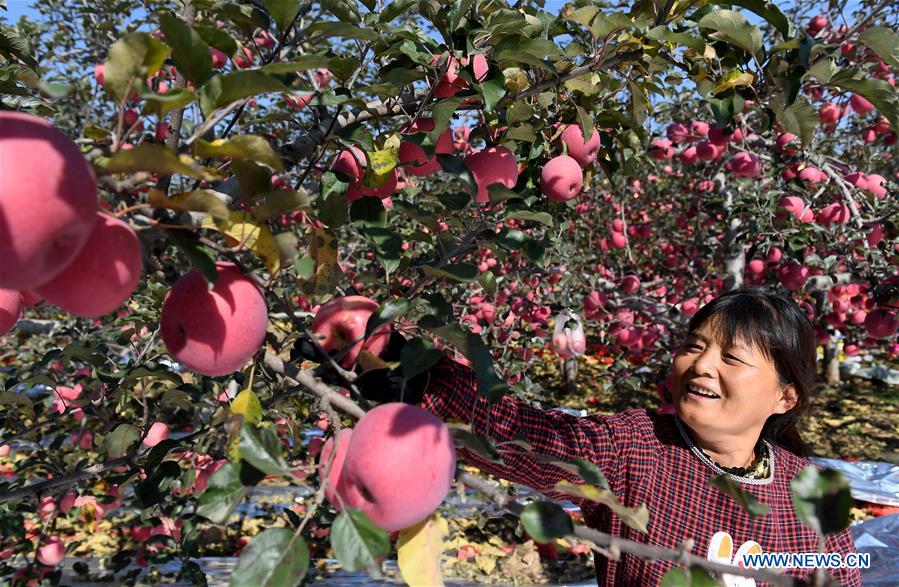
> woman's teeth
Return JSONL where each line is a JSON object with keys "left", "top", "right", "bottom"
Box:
{"left": 687, "top": 384, "right": 719, "bottom": 398}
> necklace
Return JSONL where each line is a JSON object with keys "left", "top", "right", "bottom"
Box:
{"left": 674, "top": 417, "right": 775, "bottom": 485}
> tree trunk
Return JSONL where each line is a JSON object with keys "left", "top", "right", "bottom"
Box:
{"left": 563, "top": 357, "right": 578, "bottom": 395}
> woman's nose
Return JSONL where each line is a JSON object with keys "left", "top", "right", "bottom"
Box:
{"left": 691, "top": 350, "right": 717, "bottom": 376}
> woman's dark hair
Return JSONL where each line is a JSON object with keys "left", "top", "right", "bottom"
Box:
{"left": 685, "top": 287, "right": 814, "bottom": 457}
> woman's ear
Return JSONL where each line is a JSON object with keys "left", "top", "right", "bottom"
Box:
{"left": 775, "top": 384, "right": 798, "bottom": 414}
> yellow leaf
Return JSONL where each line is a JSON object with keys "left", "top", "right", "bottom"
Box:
{"left": 150, "top": 188, "right": 231, "bottom": 223}
{"left": 714, "top": 70, "right": 754, "bottom": 95}
{"left": 214, "top": 211, "right": 282, "bottom": 275}
{"left": 397, "top": 514, "right": 448, "bottom": 587}
{"left": 296, "top": 225, "right": 343, "bottom": 303}
{"left": 193, "top": 135, "right": 284, "bottom": 171}
{"left": 362, "top": 135, "right": 400, "bottom": 189}
{"left": 231, "top": 388, "right": 263, "bottom": 424}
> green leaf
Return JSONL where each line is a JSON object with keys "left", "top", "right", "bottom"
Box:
{"left": 775, "top": 100, "right": 818, "bottom": 147}
{"left": 429, "top": 97, "right": 465, "bottom": 143}
{"left": 480, "top": 76, "right": 506, "bottom": 113}
{"left": 660, "top": 566, "right": 720, "bottom": 587}
{"left": 791, "top": 466, "right": 852, "bottom": 536}
{"left": 698, "top": 9, "right": 762, "bottom": 56}
{"left": 196, "top": 463, "right": 250, "bottom": 524}
{"left": 422, "top": 263, "right": 478, "bottom": 282}
{"left": 194, "top": 135, "right": 283, "bottom": 170}
{"left": 366, "top": 299, "right": 409, "bottom": 338}
{"left": 330, "top": 509, "right": 391, "bottom": 573}
{"left": 364, "top": 227, "right": 403, "bottom": 274}
{"left": 150, "top": 188, "right": 231, "bottom": 223}
{"left": 477, "top": 270, "right": 497, "bottom": 296}
{"left": 566, "top": 8, "right": 632, "bottom": 40}
{"left": 239, "top": 424, "right": 289, "bottom": 476}
{"left": 262, "top": 55, "right": 330, "bottom": 75}
{"left": 159, "top": 13, "right": 212, "bottom": 87}
{"left": 232, "top": 159, "right": 275, "bottom": 201}
{"left": 307, "top": 21, "right": 379, "bottom": 41}
{"left": 141, "top": 87, "right": 197, "bottom": 118}
{"left": 199, "top": 71, "right": 289, "bottom": 117}
{"left": 169, "top": 232, "right": 218, "bottom": 284}
{"left": 252, "top": 189, "right": 311, "bottom": 220}
{"left": 400, "top": 338, "right": 443, "bottom": 380}
{"left": 195, "top": 25, "right": 238, "bottom": 56}
{"left": 105, "top": 424, "right": 140, "bottom": 458}
{"left": 806, "top": 58, "right": 837, "bottom": 85}
{"left": 709, "top": 475, "right": 771, "bottom": 518}
{"left": 230, "top": 528, "right": 309, "bottom": 587}
{"left": 104, "top": 32, "right": 171, "bottom": 102}
{"left": 552, "top": 480, "right": 649, "bottom": 533}
{"left": 859, "top": 26, "right": 899, "bottom": 69}
{"left": 232, "top": 388, "right": 264, "bottom": 425}
{"left": 263, "top": 0, "right": 303, "bottom": 33}
{"left": 350, "top": 197, "right": 387, "bottom": 227}
{"left": 715, "top": 0, "right": 791, "bottom": 39}
{"left": 575, "top": 104, "right": 595, "bottom": 146}
{"left": 520, "top": 501, "right": 573, "bottom": 543}
{"left": 104, "top": 144, "right": 219, "bottom": 180}
{"left": 0, "top": 23, "right": 38, "bottom": 70}
{"left": 447, "top": 425, "right": 504, "bottom": 463}
{"left": 506, "top": 211, "right": 554, "bottom": 227}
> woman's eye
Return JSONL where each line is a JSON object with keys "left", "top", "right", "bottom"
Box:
{"left": 724, "top": 354, "right": 741, "bottom": 362}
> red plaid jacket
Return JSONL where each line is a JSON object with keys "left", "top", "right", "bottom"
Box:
{"left": 421, "top": 358, "right": 862, "bottom": 587}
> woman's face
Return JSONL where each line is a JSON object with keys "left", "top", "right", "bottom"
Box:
{"left": 670, "top": 321, "right": 796, "bottom": 441}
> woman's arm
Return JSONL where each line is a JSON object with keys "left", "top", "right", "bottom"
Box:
{"left": 421, "top": 357, "right": 636, "bottom": 498}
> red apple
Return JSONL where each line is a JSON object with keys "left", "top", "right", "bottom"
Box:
{"left": 319, "top": 428, "right": 353, "bottom": 508}
{"left": 649, "top": 139, "right": 674, "bottom": 161}
{"left": 559, "top": 124, "right": 601, "bottom": 168}
{"left": 850, "top": 94, "right": 874, "bottom": 115}
{"left": 143, "top": 422, "right": 169, "bottom": 448}
{"left": 818, "top": 201, "right": 850, "bottom": 227}
{"left": 864, "top": 309, "right": 897, "bottom": 339}
{"left": 336, "top": 403, "right": 456, "bottom": 531}
{"left": 778, "top": 261, "right": 809, "bottom": 291}
{"left": 728, "top": 151, "right": 761, "bottom": 178}
{"left": 778, "top": 196, "right": 815, "bottom": 223}
{"left": 0, "top": 289, "right": 22, "bottom": 336}
{"left": 463, "top": 146, "right": 519, "bottom": 203}
{"left": 695, "top": 141, "right": 720, "bottom": 161}
{"left": 36, "top": 536, "right": 65, "bottom": 567}
{"left": 666, "top": 123, "right": 689, "bottom": 144}
{"left": 311, "top": 295, "right": 391, "bottom": 368}
{"left": 398, "top": 118, "right": 453, "bottom": 177}
{"left": 540, "top": 155, "right": 583, "bottom": 202}
{"left": 35, "top": 214, "right": 143, "bottom": 317}
{"left": 0, "top": 111, "right": 98, "bottom": 289}
{"left": 160, "top": 262, "right": 268, "bottom": 376}
{"left": 210, "top": 47, "right": 228, "bottom": 68}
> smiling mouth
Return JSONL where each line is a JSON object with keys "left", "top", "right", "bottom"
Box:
{"left": 686, "top": 383, "right": 720, "bottom": 399}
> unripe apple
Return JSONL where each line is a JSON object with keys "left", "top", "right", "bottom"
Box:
{"left": 36, "top": 536, "right": 65, "bottom": 567}
{"left": 35, "top": 214, "right": 142, "bottom": 317}
{"left": 778, "top": 196, "right": 815, "bottom": 223}
{"left": 850, "top": 93, "right": 874, "bottom": 115}
{"left": 311, "top": 295, "right": 391, "bottom": 368}
{"left": 864, "top": 309, "right": 897, "bottom": 338}
{"left": 0, "top": 289, "right": 22, "bottom": 336}
{"left": 160, "top": 262, "right": 268, "bottom": 377}
{"left": 319, "top": 428, "right": 353, "bottom": 508}
{"left": 335, "top": 403, "right": 456, "bottom": 532}
{"left": 727, "top": 151, "right": 761, "bottom": 178}
{"left": 463, "top": 146, "right": 519, "bottom": 203}
{"left": 0, "top": 111, "right": 98, "bottom": 289}
{"left": 540, "top": 155, "right": 583, "bottom": 202}
{"left": 559, "top": 124, "right": 601, "bottom": 168}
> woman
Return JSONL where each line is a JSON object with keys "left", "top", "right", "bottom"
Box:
{"left": 355, "top": 288, "right": 862, "bottom": 586}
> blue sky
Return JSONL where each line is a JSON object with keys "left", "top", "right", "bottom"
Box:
{"left": 2, "top": 0, "right": 35, "bottom": 22}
